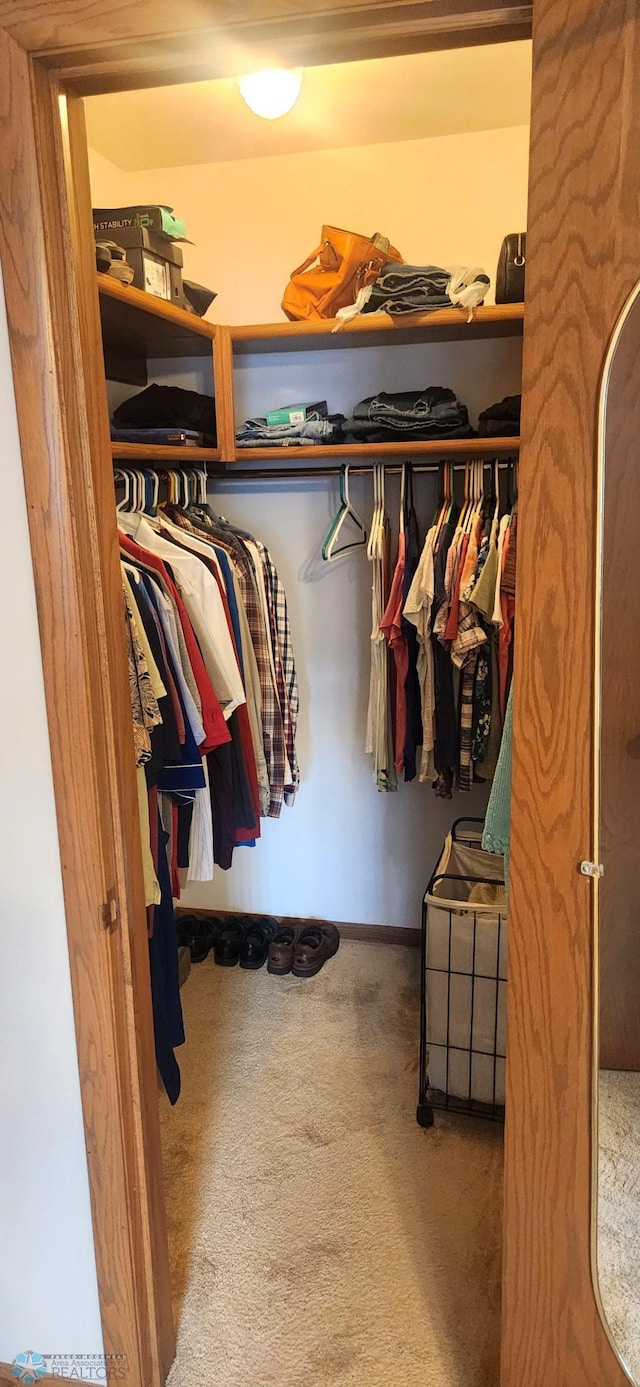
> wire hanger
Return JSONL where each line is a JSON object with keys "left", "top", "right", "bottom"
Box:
{"left": 509, "top": 457, "right": 518, "bottom": 512}
{"left": 115, "top": 468, "right": 131, "bottom": 513}
{"left": 367, "top": 462, "right": 387, "bottom": 561}
{"left": 466, "top": 460, "right": 482, "bottom": 535}
{"left": 322, "top": 464, "right": 348, "bottom": 557}
{"left": 434, "top": 461, "right": 451, "bottom": 540}
{"left": 115, "top": 463, "right": 210, "bottom": 520}
{"left": 367, "top": 463, "right": 380, "bottom": 561}
{"left": 433, "top": 462, "right": 445, "bottom": 531}
{"left": 322, "top": 464, "right": 368, "bottom": 562}
{"left": 492, "top": 459, "right": 501, "bottom": 526}
{"left": 457, "top": 461, "right": 470, "bottom": 534}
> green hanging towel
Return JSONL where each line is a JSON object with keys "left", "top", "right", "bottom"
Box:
{"left": 482, "top": 685, "right": 513, "bottom": 895}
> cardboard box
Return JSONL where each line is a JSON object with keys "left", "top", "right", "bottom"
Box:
{"left": 92, "top": 205, "right": 188, "bottom": 241}
{"left": 95, "top": 225, "right": 183, "bottom": 305}
{"left": 103, "top": 226, "right": 184, "bottom": 267}
{"left": 266, "top": 401, "right": 328, "bottom": 426}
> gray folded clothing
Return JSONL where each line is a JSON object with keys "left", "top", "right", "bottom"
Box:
{"left": 365, "top": 263, "right": 451, "bottom": 315}
{"left": 344, "top": 386, "right": 472, "bottom": 441}
{"left": 365, "top": 262, "right": 489, "bottom": 316}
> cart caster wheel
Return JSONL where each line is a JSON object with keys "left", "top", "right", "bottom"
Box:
{"left": 416, "top": 1103, "right": 435, "bottom": 1128}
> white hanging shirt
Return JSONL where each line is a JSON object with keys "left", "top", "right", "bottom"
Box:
{"left": 118, "top": 513, "right": 245, "bottom": 719}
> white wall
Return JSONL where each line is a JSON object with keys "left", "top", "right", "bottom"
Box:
{"left": 89, "top": 146, "right": 134, "bottom": 208}
{"left": 89, "top": 124, "right": 530, "bottom": 322}
{"left": 0, "top": 268, "right": 103, "bottom": 1368}
{"left": 179, "top": 338, "right": 521, "bottom": 927}
{"left": 89, "top": 120, "right": 528, "bottom": 929}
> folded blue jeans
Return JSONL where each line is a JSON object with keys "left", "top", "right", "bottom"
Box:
{"left": 236, "top": 412, "right": 344, "bottom": 446}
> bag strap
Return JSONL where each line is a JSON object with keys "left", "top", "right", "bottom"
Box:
{"left": 290, "top": 239, "right": 332, "bottom": 278}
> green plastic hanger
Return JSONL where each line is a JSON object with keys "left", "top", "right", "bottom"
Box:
{"left": 322, "top": 464, "right": 368, "bottom": 562}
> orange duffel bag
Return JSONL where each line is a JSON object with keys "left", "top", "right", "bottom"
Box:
{"left": 282, "top": 225, "right": 403, "bottom": 322}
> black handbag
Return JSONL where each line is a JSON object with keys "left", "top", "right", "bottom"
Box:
{"left": 183, "top": 279, "right": 217, "bottom": 317}
{"left": 496, "top": 232, "right": 526, "bottom": 303}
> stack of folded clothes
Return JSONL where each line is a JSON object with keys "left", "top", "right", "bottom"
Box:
{"left": 112, "top": 382, "right": 217, "bottom": 446}
{"left": 478, "top": 394, "right": 521, "bottom": 437}
{"left": 343, "top": 385, "right": 472, "bottom": 443}
{"left": 110, "top": 425, "right": 203, "bottom": 446}
{"left": 236, "top": 406, "right": 345, "bottom": 448}
{"left": 363, "top": 262, "right": 490, "bottom": 317}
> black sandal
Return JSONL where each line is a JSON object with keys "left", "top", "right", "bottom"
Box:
{"left": 177, "top": 914, "right": 197, "bottom": 950}
{"left": 178, "top": 914, "right": 220, "bottom": 963}
{"left": 240, "top": 916, "right": 277, "bottom": 970}
{"left": 213, "top": 918, "right": 247, "bottom": 967}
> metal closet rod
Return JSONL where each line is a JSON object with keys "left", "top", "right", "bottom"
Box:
{"left": 209, "top": 459, "right": 518, "bottom": 481}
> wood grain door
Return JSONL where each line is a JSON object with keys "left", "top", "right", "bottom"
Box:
{"left": 502, "top": 1, "right": 640, "bottom": 1383}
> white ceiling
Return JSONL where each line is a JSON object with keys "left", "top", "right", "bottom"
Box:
{"left": 85, "top": 42, "right": 532, "bottom": 172}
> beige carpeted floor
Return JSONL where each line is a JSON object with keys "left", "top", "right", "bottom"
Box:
{"left": 598, "top": 1070, "right": 640, "bottom": 1382}
{"left": 160, "top": 940, "right": 504, "bottom": 1387}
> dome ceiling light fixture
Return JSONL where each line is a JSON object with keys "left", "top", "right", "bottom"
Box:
{"left": 237, "top": 68, "right": 304, "bottom": 120}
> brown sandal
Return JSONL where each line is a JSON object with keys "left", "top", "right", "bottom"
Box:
{"left": 267, "top": 925, "right": 298, "bottom": 976}
{"left": 292, "top": 923, "right": 340, "bottom": 978}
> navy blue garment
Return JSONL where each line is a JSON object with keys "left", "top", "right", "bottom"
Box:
{"left": 177, "top": 801, "right": 194, "bottom": 869}
{"left": 207, "top": 743, "right": 236, "bottom": 870}
{"left": 137, "top": 573, "right": 206, "bottom": 800}
{"left": 206, "top": 537, "right": 254, "bottom": 844}
{"left": 211, "top": 543, "right": 243, "bottom": 679}
{"left": 149, "top": 813, "right": 185, "bottom": 1105}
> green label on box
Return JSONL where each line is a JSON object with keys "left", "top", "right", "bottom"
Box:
{"left": 266, "top": 405, "right": 309, "bottom": 426}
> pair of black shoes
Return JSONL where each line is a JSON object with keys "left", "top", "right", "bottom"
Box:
{"left": 178, "top": 914, "right": 277, "bottom": 971}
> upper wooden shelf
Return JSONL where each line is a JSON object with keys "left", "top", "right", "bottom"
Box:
{"left": 98, "top": 276, "right": 217, "bottom": 365}
{"left": 230, "top": 304, "right": 525, "bottom": 354}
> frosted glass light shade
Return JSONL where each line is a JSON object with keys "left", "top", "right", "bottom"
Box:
{"left": 237, "top": 68, "right": 303, "bottom": 120}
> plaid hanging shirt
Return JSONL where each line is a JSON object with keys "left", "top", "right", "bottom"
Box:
{"left": 207, "top": 514, "right": 300, "bottom": 811}
{"left": 172, "top": 509, "right": 288, "bottom": 818}
{"left": 255, "top": 540, "right": 300, "bottom": 806}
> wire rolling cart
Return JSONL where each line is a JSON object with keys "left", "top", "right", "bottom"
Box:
{"left": 417, "top": 818, "right": 508, "bottom": 1127}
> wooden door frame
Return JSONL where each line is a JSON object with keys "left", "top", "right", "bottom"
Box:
{"left": 0, "top": 3, "right": 629, "bottom": 1386}
{"left": 0, "top": 34, "right": 174, "bottom": 1387}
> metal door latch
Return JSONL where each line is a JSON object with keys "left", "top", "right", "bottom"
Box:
{"left": 580, "top": 860, "right": 604, "bottom": 878}
{"left": 102, "top": 889, "right": 119, "bottom": 928}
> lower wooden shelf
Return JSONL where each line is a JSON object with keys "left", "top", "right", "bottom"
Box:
{"left": 110, "top": 438, "right": 519, "bottom": 467}
{"left": 232, "top": 437, "right": 520, "bottom": 461}
{"left": 111, "top": 442, "right": 220, "bottom": 463}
